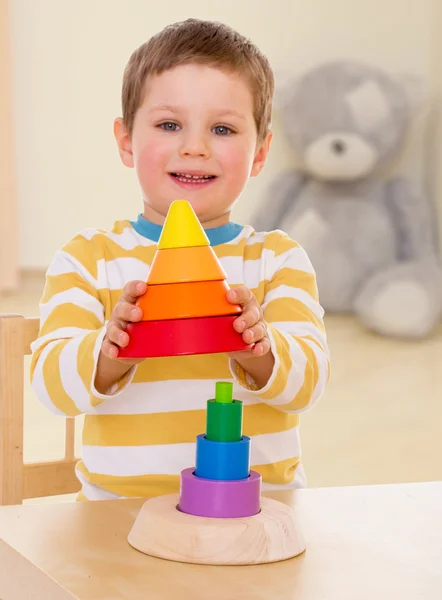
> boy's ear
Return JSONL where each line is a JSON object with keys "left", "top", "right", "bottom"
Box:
{"left": 250, "top": 131, "right": 273, "bottom": 177}
{"left": 114, "top": 117, "right": 134, "bottom": 168}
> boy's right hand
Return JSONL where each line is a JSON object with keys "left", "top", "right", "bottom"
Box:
{"left": 101, "top": 280, "right": 147, "bottom": 364}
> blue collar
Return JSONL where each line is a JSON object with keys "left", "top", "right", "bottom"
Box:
{"left": 130, "top": 214, "right": 244, "bottom": 246}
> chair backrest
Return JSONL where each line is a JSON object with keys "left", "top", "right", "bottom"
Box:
{"left": 0, "top": 314, "right": 80, "bottom": 505}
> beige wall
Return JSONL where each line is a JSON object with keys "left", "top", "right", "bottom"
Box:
{"left": 0, "top": 0, "right": 18, "bottom": 289}
{"left": 9, "top": 0, "right": 436, "bottom": 268}
{"left": 430, "top": 0, "right": 442, "bottom": 251}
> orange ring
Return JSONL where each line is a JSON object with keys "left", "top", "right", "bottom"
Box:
{"left": 147, "top": 246, "right": 226, "bottom": 285}
{"left": 137, "top": 280, "right": 241, "bottom": 321}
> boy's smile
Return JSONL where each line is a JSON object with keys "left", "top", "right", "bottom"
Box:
{"left": 169, "top": 171, "right": 216, "bottom": 189}
{"left": 114, "top": 63, "right": 271, "bottom": 228}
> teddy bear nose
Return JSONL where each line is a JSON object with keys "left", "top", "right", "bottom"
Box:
{"left": 331, "top": 139, "right": 346, "bottom": 155}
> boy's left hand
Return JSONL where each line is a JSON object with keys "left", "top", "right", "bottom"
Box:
{"left": 226, "top": 286, "right": 271, "bottom": 358}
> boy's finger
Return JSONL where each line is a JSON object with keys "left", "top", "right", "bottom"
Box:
{"left": 233, "top": 306, "right": 262, "bottom": 332}
{"left": 114, "top": 302, "right": 143, "bottom": 323}
{"left": 123, "top": 280, "right": 147, "bottom": 303}
{"left": 252, "top": 338, "right": 271, "bottom": 356}
{"left": 226, "top": 285, "right": 253, "bottom": 306}
{"left": 101, "top": 339, "right": 119, "bottom": 360}
{"left": 243, "top": 321, "right": 267, "bottom": 344}
{"left": 106, "top": 322, "right": 129, "bottom": 347}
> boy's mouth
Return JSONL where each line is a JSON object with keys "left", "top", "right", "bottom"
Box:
{"left": 169, "top": 172, "right": 217, "bottom": 187}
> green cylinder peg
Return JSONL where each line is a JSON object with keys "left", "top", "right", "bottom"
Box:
{"left": 206, "top": 382, "right": 243, "bottom": 442}
{"left": 215, "top": 381, "right": 233, "bottom": 403}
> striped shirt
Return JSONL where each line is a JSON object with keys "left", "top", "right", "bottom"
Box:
{"left": 30, "top": 215, "right": 330, "bottom": 501}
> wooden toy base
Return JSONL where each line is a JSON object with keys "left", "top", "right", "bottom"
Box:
{"left": 128, "top": 493, "right": 306, "bottom": 565}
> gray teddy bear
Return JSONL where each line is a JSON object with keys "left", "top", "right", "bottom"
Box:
{"left": 254, "top": 61, "right": 442, "bottom": 339}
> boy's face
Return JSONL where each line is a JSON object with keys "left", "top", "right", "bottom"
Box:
{"left": 114, "top": 63, "right": 272, "bottom": 227}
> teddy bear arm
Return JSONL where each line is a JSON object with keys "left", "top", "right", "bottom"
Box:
{"left": 386, "top": 177, "right": 439, "bottom": 262}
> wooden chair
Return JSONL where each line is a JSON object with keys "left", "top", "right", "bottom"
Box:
{"left": 0, "top": 314, "right": 80, "bottom": 505}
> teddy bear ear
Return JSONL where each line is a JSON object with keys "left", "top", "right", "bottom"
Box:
{"left": 394, "top": 73, "right": 426, "bottom": 114}
{"left": 273, "top": 71, "right": 300, "bottom": 112}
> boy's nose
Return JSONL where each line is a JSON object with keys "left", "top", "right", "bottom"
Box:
{"left": 179, "top": 134, "right": 210, "bottom": 158}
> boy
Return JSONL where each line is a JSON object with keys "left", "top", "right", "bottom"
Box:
{"left": 31, "top": 19, "right": 330, "bottom": 501}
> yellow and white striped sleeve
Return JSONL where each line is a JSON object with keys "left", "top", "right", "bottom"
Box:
{"left": 30, "top": 237, "right": 134, "bottom": 416}
{"left": 231, "top": 233, "right": 330, "bottom": 413}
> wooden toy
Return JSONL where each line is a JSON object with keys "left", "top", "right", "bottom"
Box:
{"left": 119, "top": 200, "right": 251, "bottom": 358}
{"left": 128, "top": 382, "right": 306, "bottom": 565}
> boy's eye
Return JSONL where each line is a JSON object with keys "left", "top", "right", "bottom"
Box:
{"left": 159, "top": 122, "right": 180, "bottom": 131}
{"left": 213, "top": 125, "right": 232, "bottom": 136}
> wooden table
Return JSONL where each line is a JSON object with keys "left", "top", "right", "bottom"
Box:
{"left": 0, "top": 483, "right": 441, "bottom": 599}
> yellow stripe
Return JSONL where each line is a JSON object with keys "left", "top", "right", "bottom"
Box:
{"left": 244, "top": 242, "right": 265, "bottom": 261}
{"left": 213, "top": 239, "right": 247, "bottom": 258}
{"left": 267, "top": 232, "right": 300, "bottom": 256}
{"left": 253, "top": 456, "right": 301, "bottom": 485}
{"left": 42, "top": 340, "right": 82, "bottom": 416}
{"left": 41, "top": 273, "right": 101, "bottom": 303}
{"left": 264, "top": 296, "right": 325, "bottom": 333}
{"left": 61, "top": 235, "right": 99, "bottom": 280}
{"left": 77, "top": 329, "right": 102, "bottom": 404}
{"left": 82, "top": 404, "right": 298, "bottom": 446}
{"left": 39, "top": 304, "right": 103, "bottom": 338}
{"left": 273, "top": 336, "right": 320, "bottom": 411}
{"left": 112, "top": 220, "right": 133, "bottom": 235}
{"left": 265, "top": 267, "right": 319, "bottom": 301}
{"left": 132, "top": 353, "right": 231, "bottom": 383}
{"left": 257, "top": 330, "right": 292, "bottom": 401}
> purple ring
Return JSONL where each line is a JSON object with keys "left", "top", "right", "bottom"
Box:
{"left": 178, "top": 467, "right": 261, "bottom": 518}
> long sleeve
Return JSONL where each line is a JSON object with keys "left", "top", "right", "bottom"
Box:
{"left": 30, "top": 236, "right": 134, "bottom": 417}
{"left": 230, "top": 232, "right": 330, "bottom": 413}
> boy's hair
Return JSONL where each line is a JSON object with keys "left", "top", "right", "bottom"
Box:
{"left": 122, "top": 18, "right": 274, "bottom": 143}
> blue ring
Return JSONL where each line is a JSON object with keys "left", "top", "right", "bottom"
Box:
{"left": 195, "top": 434, "right": 250, "bottom": 480}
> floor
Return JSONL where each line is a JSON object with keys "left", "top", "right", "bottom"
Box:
{"left": 1, "top": 272, "right": 441, "bottom": 503}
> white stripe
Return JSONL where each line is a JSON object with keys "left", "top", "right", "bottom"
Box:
{"left": 31, "top": 340, "right": 67, "bottom": 416}
{"left": 58, "top": 333, "right": 97, "bottom": 413}
{"left": 269, "top": 246, "right": 316, "bottom": 279}
{"left": 271, "top": 321, "right": 330, "bottom": 358}
{"left": 78, "top": 228, "right": 106, "bottom": 241}
{"left": 96, "top": 257, "right": 150, "bottom": 290}
{"left": 30, "top": 327, "right": 97, "bottom": 354}
{"left": 40, "top": 288, "right": 104, "bottom": 328}
{"left": 91, "top": 378, "right": 263, "bottom": 415}
{"left": 81, "top": 428, "right": 300, "bottom": 477}
{"left": 47, "top": 250, "right": 97, "bottom": 287}
{"left": 263, "top": 285, "right": 325, "bottom": 319}
{"left": 220, "top": 255, "right": 263, "bottom": 288}
{"left": 251, "top": 428, "right": 301, "bottom": 465}
{"left": 246, "top": 231, "right": 266, "bottom": 245}
{"left": 76, "top": 468, "right": 127, "bottom": 500}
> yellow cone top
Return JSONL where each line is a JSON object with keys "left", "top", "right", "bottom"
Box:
{"left": 158, "top": 200, "right": 210, "bottom": 250}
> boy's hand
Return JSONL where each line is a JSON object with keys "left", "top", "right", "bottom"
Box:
{"left": 226, "top": 286, "right": 274, "bottom": 388}
{"left": 226, "top": 286, "right": 271, "bottom": 358}
{"left": 101, "top": 280, "right": 147, "bottom": 364}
